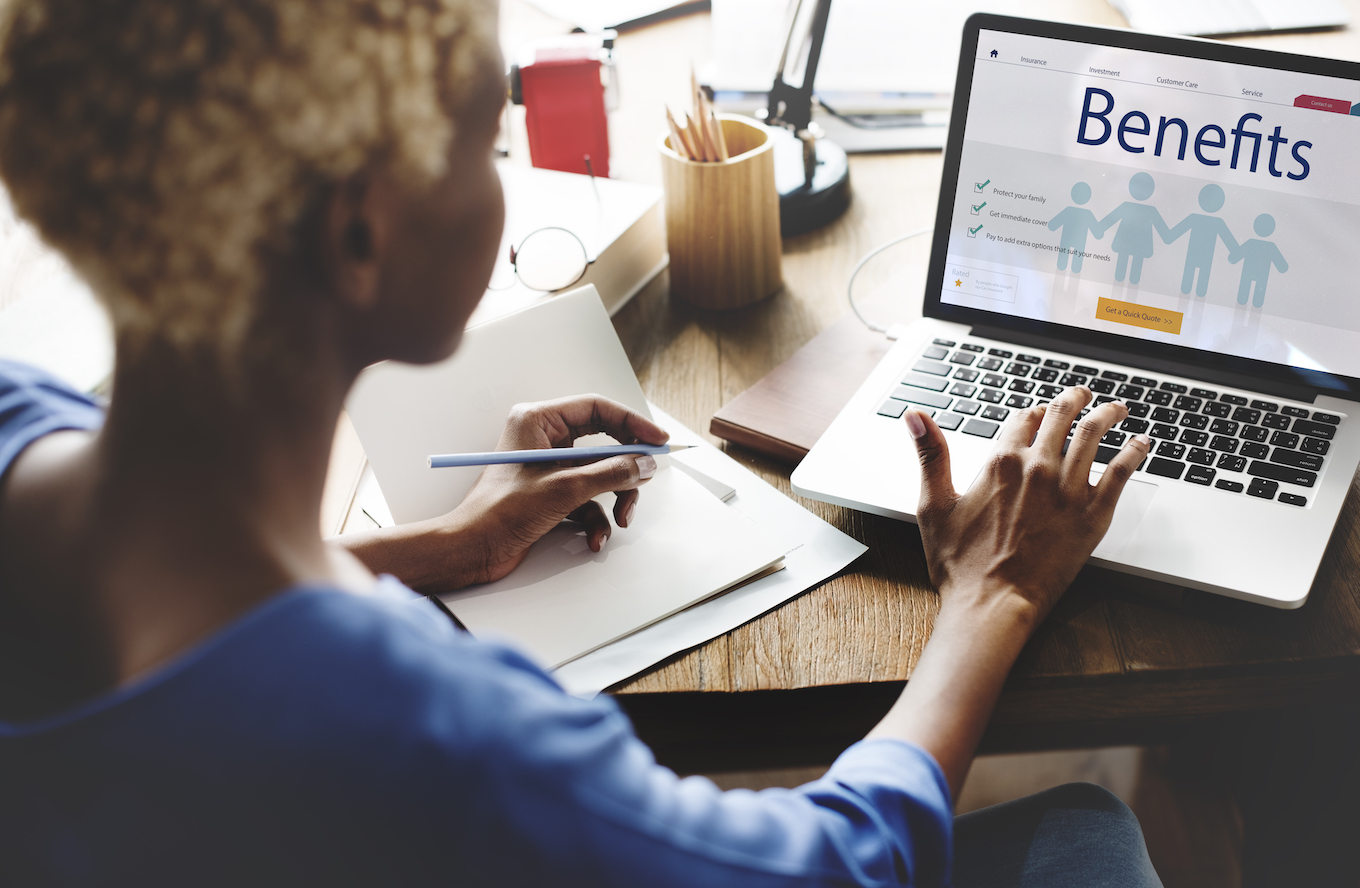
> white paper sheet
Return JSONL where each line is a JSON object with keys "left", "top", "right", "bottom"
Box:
{"left": 553, "top": 404, "right": 867, "bottom": 697}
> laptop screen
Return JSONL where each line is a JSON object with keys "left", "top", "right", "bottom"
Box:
{"left": 931, "top": 18, "right": 1360, "bottom": 391}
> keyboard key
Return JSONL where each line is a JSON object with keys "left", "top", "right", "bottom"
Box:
{"left": 1209, "top": 419, "right": 1239, "bottom": 436}
{"left": 1005, "top": 394, "right": 1033, "bottom": 409}
{"left": 1159, "top": 382, "right": 1188, "bottom": 393}
{"left": 1190, "top": 387, "right": 1217, "bottom": 399}
{"left": 1239, "top": 425, "right": 1269, "bottom": 443}
{"left": 894, "top": 387, "right": 952, "bottom": 410}
{"left": 1247, "top": 478, "right": 1279, "bottom": 499}
{"left": 1147, "top": 457, "right": 1186, "bottom": 479}
{"left": 1180, "top": 430, "right": 1208, "bottom": 447}
{"left": 1093, "top": 445, "right": 1121, "bottom": 464}
{"left": 1060, "top": 373, "right": 1088, "bottom": 386}
{"left": 1095, "top": 395, "right": 1116, "bottom": 405}
{"left": 1240, "top": 442, "right": 1268, "bottom": 460}
{"left": 962, "top": 418, "right": 1000, "bottom": 438}
{"left": 1270, "top": 431, "right": 1299, "bottom": 448}
{"left": 1209, "top": 435, "right": 1239, "bottom": 453}
{"left": 1232, "top": 407, "right": 1261, "bottom": 424}
{"left": 1044, "top": 359, "right": 1070, "bottom": 369}
{"left": 1282, "top": 405, "right": 1309, "bottom": 418}
{"left": 1102, "top": 430, "right": 1127, "bottom": 446}
{"left": 1272, "top": 449, "right": 1323, "bottom": 471}
{"left": 1187, "top": 448, "right": 1215, "bottom": 465}
{"left": 981, "top": 405, "right": 1009, "bottom": 421}
{"left": 1008, "top": 379, "right": 1035, "bottom": 394}
{"left": 1150, "top": 407, "right": 1180, "bottom": 423}
{"left": 1132, "top": 376, "right": 1158, "bottom": 387}
{"left": 1126, "top": 402, "right": 1150, "bottom": 418}
{"left": 913, "top": 359, "right": 951, "bottom": 376}
{"left": 1032, "top": 367, "right": 1060, "bottom": 382}
{"left": 1301, "top": 437, "right": 1330, "bottom": 455}
{"left": 982, "top": 373, "right": 1006, "bottom": 388}
{"left": 1016, "top": 353, "right": 1041, "bottom": 364}
{"left": 1202, "top": 402, "right": 1232, "bottom": 418}
{"left": 978, "top": 358, "right": 1003, "bottom": 371}
{"left": 1156, "top": 441, "right": 1186, "bottom": 459}
{"left": 936, "top": 412, "right": 965, "bottom": 431}
{"left": 877, "top": 398, "right": 908, "bottom": 418}
{"left": 1101, "top": 370, "right": 1129, "bottom": 381}
{"left": 1217, "top": 454, "right": 1247, "bottom": 472}
{"left": 1216, "top": 479, "right": 1245, "bottom": 492}
{"left": 960, "top": 343, "right": 984, "bottom": 352}
{"left": 1250, "top": 399, "right": 1279, "bottom": 412}
{"left": 1150, "top": 423, "right": 1178, "bottom": 440}
{"left": 1220, "top": 394, "right": 1247, "bottom": 406}
{"left": 1173, "top": 396, "right": 1202, "bottom": 412}
{"left": 949, "top": 352, "right": 977, "bottom": 366}
{"left": 1073, "top": 364, "right": 1099, "bottom": 375}
{"left": 949, "top": 383, "right": 977, "bottom": 397}
{"left": 1261, "top": 413, "right": 1290, "bottom": 430}
{"left": 1116, "top": 384, "right": 1145, "bottom": 399}
{"left": 954, "top": 400, "right": 981, "bottom": 415}
{"left": 1293, "top": 419, "right": 1335, "bottom": 440}
{"left": 1004, "top": 362, "right": 1032, "bottom": 377}
{"left": 1088, "top": 379, "right": 1115, "bottom": 394}
{"left": 1279, "top": 493, "right": 1307, "bottom": 507}
{"left": 978, "top": 389, "right": 1005, "bottom": 404}
{"left": 1179, "top": 413, "right": 1209, "bottom": 430}
{"left": 954, "top": 368, "right": 980, "bottom": 382}
{"left": 901, "top": 372, "right": 950, "bottom": 392}
{"left": 1186, "top": 465, "right": 1215, "bottom": 486}
{"left": 1144, "top": 390, "right": 1173, "bottom": 406}
{"left": 988, "top": 348, "right": 1012, "bottom": 358}
{"left": 1312, "top": 411, "right": 1341, "bottom": 425}
{"left": 1248, "top": 461, "right": 1317, "bottom": 488}
{"left": 1037, "top": 384, "right": 1064, "bottom": 399}
{"left": 933, "top": 338, "right": 956, "bottom": 347}
{"left": 1121, "top": 418, "right": 1150, "bottom": 434}
{"left": 922, "top": 346, "right": 949, "bottom": 360}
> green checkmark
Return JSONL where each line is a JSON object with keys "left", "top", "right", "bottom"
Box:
{"left": 975, "top": 178, "right": 990, "bottom": 191}
{"left": 969, "top": 223, "right": 983, "bottom": 234}
{"left": 972, "top": 201, "right": 987, "bottom": 212}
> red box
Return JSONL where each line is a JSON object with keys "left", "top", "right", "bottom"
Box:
{"left": 519, "top": 53, "right": 610, "bottom": 177}
{"left": 1293, "top": 94, "right": 1352, "bottom": 114}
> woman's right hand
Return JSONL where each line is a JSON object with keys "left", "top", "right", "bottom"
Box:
{"left": 906, "top": 385, "right": 1152, "bottom": 630}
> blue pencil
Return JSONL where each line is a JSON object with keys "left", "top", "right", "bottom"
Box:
{"left": 428, "top": 442, "right": 693, "bottom": 468}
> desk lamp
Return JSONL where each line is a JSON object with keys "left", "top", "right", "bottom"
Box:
{"left": 760, "top": 0, "right": 851, "bottom": 236}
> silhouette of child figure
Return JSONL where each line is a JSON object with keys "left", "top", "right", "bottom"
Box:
{"left": 1098, "top": 172, "right": 1172, "bottom": 285}
{"left": 1047, "top": 182, "right": 1105, "bottom": 273}
{"left": 1165, "top": 184, "right": 1239, "bottom": 297}
{"left": 1229, "top": 214, "right": 1287, "bottom": 308}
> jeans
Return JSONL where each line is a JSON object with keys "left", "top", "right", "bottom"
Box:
{"left": 953, "top": 783, "right": 1162, "bottom": 888}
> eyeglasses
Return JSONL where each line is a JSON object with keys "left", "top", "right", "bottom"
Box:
{"left": 488, "top": 226, "right": 595, "bottom": 293}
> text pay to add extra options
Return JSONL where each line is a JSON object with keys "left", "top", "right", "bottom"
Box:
{"left": 947, "top": 263, "right": 1019, "bottom": 303}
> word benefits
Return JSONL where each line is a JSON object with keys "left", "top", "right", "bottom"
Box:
{"left": 1076, "top": 88, "right": 1312, "bottom": 181}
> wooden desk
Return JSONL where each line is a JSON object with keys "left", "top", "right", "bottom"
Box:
{"left": 335, "top": 0, "right": 1360, "bottom": 772}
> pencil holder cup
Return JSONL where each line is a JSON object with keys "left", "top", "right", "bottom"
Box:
{"left": 659, "top": 115, "right": 782, "bottom": 310}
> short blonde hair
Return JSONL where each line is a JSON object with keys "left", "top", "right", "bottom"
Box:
{"left": 0, "top": 0, "right": 499, "bottom": 358}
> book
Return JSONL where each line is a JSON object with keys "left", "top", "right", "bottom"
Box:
{"left": 469, "top": 163, "right": 667, "bottom": 326}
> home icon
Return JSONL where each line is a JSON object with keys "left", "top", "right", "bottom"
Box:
{"left": 990, "top": 49, "right": 998, "bottom": 58}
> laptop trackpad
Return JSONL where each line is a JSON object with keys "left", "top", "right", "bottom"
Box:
{"left": 1091, "top": 476, "right": 1158, "bottom": 560}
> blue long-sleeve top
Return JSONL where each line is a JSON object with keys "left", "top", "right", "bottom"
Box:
{"left": 0, "top": 360, "right": 953, "bottom": 887}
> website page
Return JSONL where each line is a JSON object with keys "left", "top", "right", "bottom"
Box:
{"left": 943, "top": 30, "right": 1360, "bottom": 379}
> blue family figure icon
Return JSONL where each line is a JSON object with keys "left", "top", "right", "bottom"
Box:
{"left": 1229, "top": 214, "right": 1288, "bottom": 308}
{"left": 1098, "top": 172, "right": 1172, "bottom": 285}
{"left": 1047, "top": 182, "right": 1105, "bottom": 272}
{"left": 1165, "top": 184, "right": 1240, "bottom": 297}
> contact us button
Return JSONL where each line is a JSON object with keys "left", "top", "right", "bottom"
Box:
{"left": 947, "top": 264, "right": 1019, "bottom": 303}
{"left": 1096, "top": 297, "right": 1183, "bottom": 335}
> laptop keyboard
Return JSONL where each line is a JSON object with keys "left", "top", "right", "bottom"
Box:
{"left": 877, "top": 336, "right": 1345, "bottom": 508}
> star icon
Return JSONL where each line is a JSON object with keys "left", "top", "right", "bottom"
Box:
{"left": 954, "top": 279, "right": 962, "bottom": 287}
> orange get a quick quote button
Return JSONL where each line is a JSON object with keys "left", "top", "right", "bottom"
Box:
{"left": 1096, "top": 297, "right": 1184, "bottom": 335}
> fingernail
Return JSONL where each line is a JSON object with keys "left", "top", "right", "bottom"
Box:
{"left": 623, "top": 500, "right": 636, "bottom": 527}
{"left": 1136, "top": 433, "right": 1152, "bottom": 447}
{"left": 635, "top": 455, "right": 657, "bottom": 479}
{"left": 904, "top": 409, "right": 927, "bottom": 439}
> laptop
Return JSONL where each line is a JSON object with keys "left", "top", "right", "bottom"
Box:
{"left": 791, "top": 14, "right": 1360, "bottom": 609}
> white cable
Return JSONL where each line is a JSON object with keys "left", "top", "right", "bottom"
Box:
{"left": 846, "top": 228, "right": 933, "bottom": 333}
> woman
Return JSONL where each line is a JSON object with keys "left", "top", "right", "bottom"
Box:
{"left": 0, "top": 1, "right": 1160, "bottom": 885}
